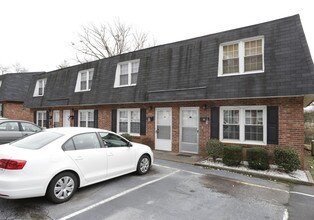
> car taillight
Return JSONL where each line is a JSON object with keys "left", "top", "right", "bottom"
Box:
{"left": 0, "top": 159, "right": 26, "bottom": 170}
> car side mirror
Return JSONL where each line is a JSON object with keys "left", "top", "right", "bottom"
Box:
{"left": 127, "top": 142, "right": 133, "bottom": 147}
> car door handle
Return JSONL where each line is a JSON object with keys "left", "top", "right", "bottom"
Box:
{"left": 75, "top": 156, "right": 83, "bottom": 160}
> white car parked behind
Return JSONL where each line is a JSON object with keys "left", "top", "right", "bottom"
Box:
{"left": 0, "top": 127, "right": 153, "bottom": 203}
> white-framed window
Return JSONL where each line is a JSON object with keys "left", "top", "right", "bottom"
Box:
{"left": 218, "top": 36, "right": 264, "bottom": 76}
{"left": 36, "top": 111, "right": 47, "bottom": 128}
{"left": 220, "top": 106, "right": 266, "bottom": 145}
{"left": 78, "top": 110, "right": 94, "bottom": 127}
{"left": 75, "top": 69, "right": 94, "bottom": 92}
{"left": 53, "top": 110, "right": 60, "bottom": 127}
{"left": 33, "top": 78, "right": 47, "bottom": 96}
{"left": 117, "top": 108, "right": 140, "bottom": 135}
{"left": 0, "top": 80, "right": 2, "bottom": 88}
{"left": 114, "top": 59, "right": 140, "bottom": 88}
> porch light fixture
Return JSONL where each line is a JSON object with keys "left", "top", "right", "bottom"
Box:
{"left": 147, "top": 116, "right": 154, "bottom": 122}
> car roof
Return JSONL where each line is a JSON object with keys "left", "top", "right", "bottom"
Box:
{"left": 0, "top": 119, "right": 36, "bottom": 123}
{"left": 46, "top": 127, "right": 112, "bottom": 136}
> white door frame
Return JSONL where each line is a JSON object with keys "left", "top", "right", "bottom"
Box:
{"left": 63, "top": 110, "right": 71, "bottom": 127}
{"left": 155, "top": 108, "right": 172, "bottom": 151}
{"left": 179, "top": 107, "right": 199, "bottom": 154}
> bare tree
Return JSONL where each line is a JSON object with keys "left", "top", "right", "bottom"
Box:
{"left": 57, "top": 60, "right": 71, "bottom": 69}
{"left": 1, "top": 63, "right": 28, "bottom": 74}
{"left": 11, "top": 63, "right": 28, "bottom": 73}
{"left": 0, "top": 65, "right": 10, "bottom": 75}
{"left": 72, "top": 19, "right": 155, "bottom": 63}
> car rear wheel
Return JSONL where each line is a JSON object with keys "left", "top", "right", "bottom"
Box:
{"left": 46, "top": 172, "right": 78, "bottom": 203}
{"left": 136, "top": 155, "right": 151, "bottom": 175}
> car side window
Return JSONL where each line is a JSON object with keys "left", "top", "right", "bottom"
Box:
{"left": 21, "top": 122, "right": 41, "bottom": 132}
{"left": 62, "top": 139, "right": 76, "bottom": 151}
{"left": 99, "top": 132, "right": 129, "bottom": 147}
{"left": 72, "top": 133, "right": 101, "bottom": 150}
{"left": 0, "top": 122, "right": 20, "bottom": 131}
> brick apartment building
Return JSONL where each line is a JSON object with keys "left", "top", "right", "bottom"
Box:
{"left": 19, "top": 15, "right": 314, "bottom": 165}
{"left": 0, "top": 72, "right": 42, "bottom": 120}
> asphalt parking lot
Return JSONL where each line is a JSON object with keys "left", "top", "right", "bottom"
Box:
{"left": 0, "top": 159, "right": 314, "bottom": 220}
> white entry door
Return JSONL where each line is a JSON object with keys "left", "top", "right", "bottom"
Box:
{"left": 180, "top": 107, "right": 199, "bottom": 154}
{"left": 63, "top": 110, "right": 71, "bottom": 127}
{"left": 155, "top": 108, "right": 172, "bottom": 151}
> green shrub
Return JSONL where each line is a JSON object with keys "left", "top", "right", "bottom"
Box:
{"left": 274, "top": 147, "right": 300, "bottom": 172}
{"left": 141, "top": 137, "right": 154, "bottom": 149}
{"left": 223, "top": 146, "right": 242, "bottom": 166}
{"left": 205, "top": 139, "right": 224, "bottom": 162}
{"left": 246, "top": 147, "right": 269, "bottom": 170}
{"left": 121, "top": 133, "right": 133, "bottom": 141}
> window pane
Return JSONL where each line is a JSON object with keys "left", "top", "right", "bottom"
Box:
{"left": 62, "top": 139, "right": 75, "bottom": 151}
{"left": 119, "top": 110, "right": 128, "bottom": 133}
{"left": 223, "top": 110, "right": 239, "bottom": 140}
{"left": 223, "top": 125, "right": 240, "bottom": 139}
{"left": 120, "top": 75, "right": 128, "bottom": 85}
{"left": 245, "top": 55, "right": 263, "bottom": 72}
{"left": 12, "top": 132, "right": 63, "bottom": 149}
{"left": 131, "top": 122, "right": 140, "bottom": 134}
{"left": 245, "top": 109, "right": 263, "bottom": 141}
{"left": 131, "top": 73, "right": 138, "bottom": 84}
{"left": 120, "top": 64, "right": 128, "bottom": 75}
{"left": 72, "top": 133, "right": 100, "bottom": 150}
{"left": 131, "top": 62, "right": 139, "bottom": 73}
{"left": 99, "top": 132, "right": 129, "bottom": 147}
{"left": 38, "top": 87, "right": 43, "bottom": 96}
{"left": 80, "top": 72, "right": 87, "bottom": 90}
{"left": 245, "top": 125, "right": 263, "bottom": 141}
{"left": 81, "top": 81, "right": 87, "bottom": 90}
{"left": 88, "top": 71, "right": 93, "bottom": 90}
{"left": 79, "top": 111, "right": 86, "bottom": 127}
{"left": 182, "top": 127, "right": 198, "bottom": 143}
{"left": 0, "top": 122, "right": 19, "bottom": 131}
{"left": 244, "top": 39, "right": 263, "bottom": 72}
{"left": 157, "top": 125, "right": 171, "bottom": 139}
{"left": 87, "top": 111, "right": 94, "bottom": 128}
{"left": 21, "top": 123, "right": 41, "bottom": 132}
{"left": 223, "top": 59, "right": 239, "bottom": 74}
{"left": 119, "top": 122, "right": 128, "bottom": 133}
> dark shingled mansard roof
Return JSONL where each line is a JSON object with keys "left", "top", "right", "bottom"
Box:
{"left": 24, "top": 14, "right": 314, "bottom": 108}
{"left": 0, "top": 72, "right": 43, "bottom": 102}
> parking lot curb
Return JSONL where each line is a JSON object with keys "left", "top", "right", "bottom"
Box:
{"left": 194, "top": 162, "right": 314, "bottom": 186}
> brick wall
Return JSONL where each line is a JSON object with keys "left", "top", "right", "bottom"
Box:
{"left": 30, "top": 96, "right": 305, "bottom": 167}
{"left": 3, "top": 102, "right": 33, "bottom": 121}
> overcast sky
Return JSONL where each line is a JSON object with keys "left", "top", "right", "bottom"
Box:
{"left": 0, "top": 0, "right": 313, "bottom": 72}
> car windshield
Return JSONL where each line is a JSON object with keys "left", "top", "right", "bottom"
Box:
{"left": 11, "top": 131, "right": 64, "bottom": 149}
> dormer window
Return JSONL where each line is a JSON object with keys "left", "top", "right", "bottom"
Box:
{"left": 33, "top": 78, "right": 47, "bottom": 97}
{"left": 218, "top": 36, "right": 264, "bottom": 76}
{"left": 75, "top": 69, "right": 94, "bottom": 92}
{"left": 114, "top": 59, "right": 140, "bottom": 88}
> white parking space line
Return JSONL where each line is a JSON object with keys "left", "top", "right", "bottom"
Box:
{"left": 154, "top": 163, "right": 203, "bottom": 176}
{"left": 290, "top": 191, "right": 314, "bottom": 198}
{"left": 58, "top": 169, "right": 180, "bottom": 220}
{"left": 283, "top": 209, "right": 289, "bottom": 220}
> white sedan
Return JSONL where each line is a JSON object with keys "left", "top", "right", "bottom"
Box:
{"left": 0, "top": 127, "right": 153, "bottom": 203}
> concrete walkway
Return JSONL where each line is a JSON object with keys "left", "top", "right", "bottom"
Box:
{"left": 153, "top": 150, "right": 203, "bottom": 164}
{"left": 153, "top": 150, "right": 314, "bottom": 186}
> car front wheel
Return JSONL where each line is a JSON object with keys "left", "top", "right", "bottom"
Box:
{"left": 46, "top": 172, "right": 78, "bottom": 203}
{"left": 136, "top": 155, "right": 151, "bottom": 175}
